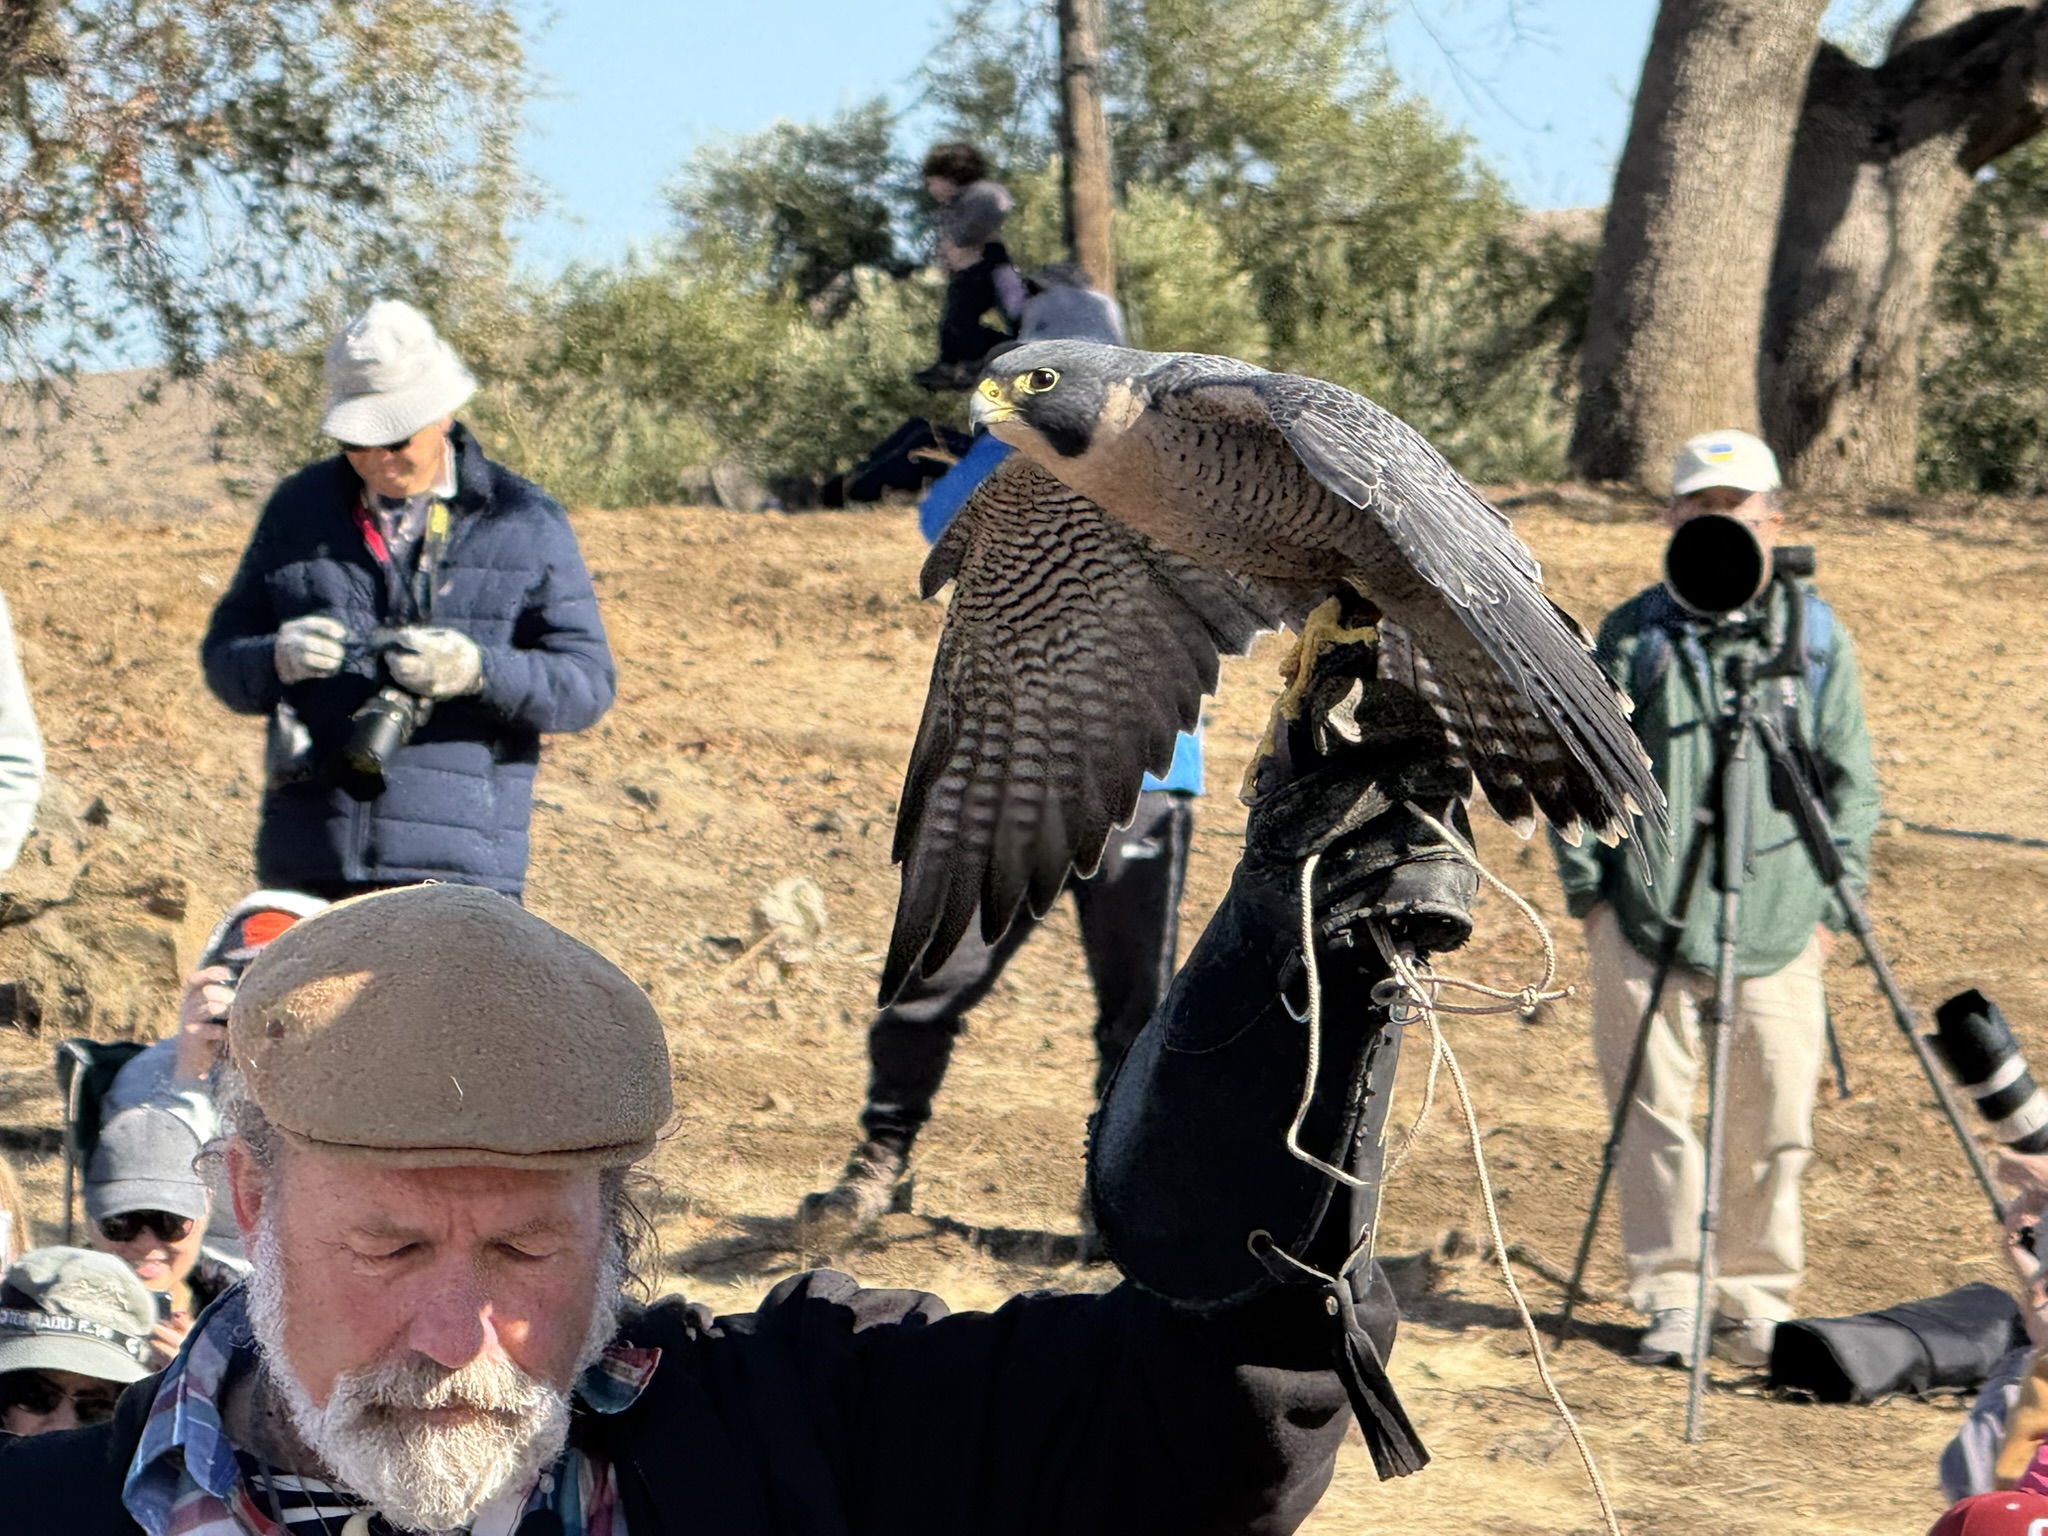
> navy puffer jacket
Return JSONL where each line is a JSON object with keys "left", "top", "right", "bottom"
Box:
{"left": 201, "top": 425, "right": 614, "bottom": 896}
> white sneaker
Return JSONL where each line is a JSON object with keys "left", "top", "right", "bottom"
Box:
{"left": 1635, "top": 1307, "right": 1698, "bottom": 1367}
{"left": 1712, "top": 1316, "right": 1778, "bottom": 1369}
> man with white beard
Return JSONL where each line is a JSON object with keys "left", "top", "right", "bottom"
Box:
{"left": 0, "top": 671, "right": 1484, "bottom": 1533}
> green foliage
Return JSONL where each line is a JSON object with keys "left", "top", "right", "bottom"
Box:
{"left": 738, "top": 273, "right": 950, "bottom": 482}
{"left": 1000, "top": 164, "right": 1270, "bottom": 357}
{"left": 2, "top": 0, "right": 531, "bottom": 382}
{"left": 1920, "top": 141, "right": 2048, "bottom": 493}
{"left": 1111, "top": 182, "right": 1272, "bottom": 359}
{"left": 920, "top": 0, "right": 1580, "bottom": 482}
{"left": 214, "top": 0, "right": 1591, "bottom": 504}
{"left": 668, "top": 100, "right": 915, "bottom": 301}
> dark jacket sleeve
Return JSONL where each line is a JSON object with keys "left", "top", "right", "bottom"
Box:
{"left": 669, "top": 1271, "right": 1350, "bottom": 1536}
{"left": 470, "top": 499, "right": 616, "bottom": 735}
{"left": 200, "top": 493, "right": 289, "bottom": 717}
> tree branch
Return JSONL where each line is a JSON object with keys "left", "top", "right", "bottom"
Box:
{"left": 1869, "top": 2, "right": 2048, "bottom": 171}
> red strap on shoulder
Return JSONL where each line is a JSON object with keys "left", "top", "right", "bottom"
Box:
{"left": 349, "top": 496, "right": 391, "bottom": 568}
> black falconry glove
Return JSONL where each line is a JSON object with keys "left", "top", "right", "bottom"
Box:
{"left": 1086, "top": 633, "right": 1478, "bottom": 1481}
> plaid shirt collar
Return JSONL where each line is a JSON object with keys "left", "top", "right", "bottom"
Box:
{"left": 122, "top": 1286, "right": 660, "bottom": 1536}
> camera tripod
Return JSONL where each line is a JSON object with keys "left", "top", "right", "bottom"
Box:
{"left": 1552, "top": 579, "right": 2005, "bottom": 1442}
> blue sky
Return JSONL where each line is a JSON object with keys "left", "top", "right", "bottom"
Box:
{"left": 516, "top": 0, "right": 1886, "bottom": 269}
{"left": 514, "top": 0, "right": 1646, "bottom": 268}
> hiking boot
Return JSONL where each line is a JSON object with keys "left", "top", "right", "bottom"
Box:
{"left": 796, "top": 1140, "right": 911, "bottom": 1249}
{"left": 1634, "top": 1307, "right": 1698, "bottom": 1368}
{"left": 1711, "top": 1316, "right": 1778, "bottom": 1370}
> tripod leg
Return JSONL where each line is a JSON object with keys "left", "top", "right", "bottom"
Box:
{"left": 1824, "top": 1003, "right": 1852, "bottom": 1100}
{"left": 1688, "top": 687, "right": 1759, "bottom": 1444}
{"left": 1752, "top": 713, "right": 2003, "bottom": 1223}
{"left": 1839, "top": 893, "right": 2006, "bottom": 1222}
{"left": 1686, "top": 986, "right": 1735, "bottom": 1442}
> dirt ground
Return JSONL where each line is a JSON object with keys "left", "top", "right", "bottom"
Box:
{"left": 2, "top": 441, "right": 2047, "bottom": 1533}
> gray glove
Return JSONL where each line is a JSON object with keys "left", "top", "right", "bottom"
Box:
{"left": 383, "top": 626, "right": 483, "bottom": 699}
{"left": 274, "top": 616, "right": 347, "bottom": 684}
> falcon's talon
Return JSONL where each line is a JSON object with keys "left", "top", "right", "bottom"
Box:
{"left": 1243, "top": 597, "right": 1383, "bottom": 805}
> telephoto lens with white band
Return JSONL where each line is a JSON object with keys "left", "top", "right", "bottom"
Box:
{"left": 1933, "top": 989, "right": 2048, "bottom": 1153}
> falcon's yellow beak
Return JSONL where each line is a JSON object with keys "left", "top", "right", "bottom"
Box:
{"left": 970, "top": 375, "right": 1017, "bottom": 428}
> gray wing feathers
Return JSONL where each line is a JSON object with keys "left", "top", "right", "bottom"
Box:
{"left": 1243, "top": 372, "right": 1661, "bottom": 846}
{"left": 885, "top": 456, "right": 1284, "bottom": 1002}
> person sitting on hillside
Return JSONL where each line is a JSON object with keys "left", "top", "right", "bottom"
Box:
{"left": 0, "top": 1248, "right": 155, "bottom": 1435}
{"left": 83, "top": 1108, "right": 245, "bottom": 1368}
{"left": 200, "top": 299, "right": 615, "bottom": 902}
{"left": 913, "top": 141, "right": 1023, "bottom": 392}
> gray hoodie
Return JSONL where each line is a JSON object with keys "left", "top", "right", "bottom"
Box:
{"left": 937, "top": 179, "right": 1013, "bottom": 250}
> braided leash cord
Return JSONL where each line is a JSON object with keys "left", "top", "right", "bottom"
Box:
{"left": 1284, "top": 809, "right": 1622, "bottom": 1536}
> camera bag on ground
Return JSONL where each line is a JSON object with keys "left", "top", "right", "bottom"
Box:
{"left": 1768, "top": 1282, "right": 2025, "bottom": 1403}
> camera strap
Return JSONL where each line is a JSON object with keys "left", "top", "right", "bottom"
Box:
{"left": 350, "top": 496, "right": 452, "bottom": 624}
{"left": 411, "top": 501, "right": 451, "bottom": 624}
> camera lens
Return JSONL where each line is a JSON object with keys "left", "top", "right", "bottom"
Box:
{"left": 1664, "top": 513, "right": 1770, "bottom": 616}
{"left": 336, "top": 686, "right": 423, "bottom": 802}
{"left": 1933, "top": 989, "right": 2048, "bottom": 1154}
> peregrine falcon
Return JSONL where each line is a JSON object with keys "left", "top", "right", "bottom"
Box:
{"left": 882, "top": 340, "right": 1661, "bottom": 1001}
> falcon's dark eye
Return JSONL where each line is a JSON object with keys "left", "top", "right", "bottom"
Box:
{"left": 1016, "top": 367, "right": 1060, "bottom": 394}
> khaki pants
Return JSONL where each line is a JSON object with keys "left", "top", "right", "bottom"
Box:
{"left": 1585, "top": 904, "right": 1827, "bottom": 1323}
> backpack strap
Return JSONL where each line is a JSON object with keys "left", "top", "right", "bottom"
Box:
{"left": 1632, "top": 587, "right": 1835, "bottom": 708}
{"left": 1801, "top": 589, "right": 1834, "bottom": 702}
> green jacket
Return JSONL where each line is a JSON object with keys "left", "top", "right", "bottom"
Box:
{"left": 1550, "top": 579, "right": 1881, "bottom": 978}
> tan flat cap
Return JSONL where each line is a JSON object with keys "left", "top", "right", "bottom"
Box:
{"left": 229, "top": 884, "right": 672, "bottom": 1168}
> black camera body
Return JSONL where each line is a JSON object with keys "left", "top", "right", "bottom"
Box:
{"left": 334, "top": 629, "right": 433, "bottom": 802}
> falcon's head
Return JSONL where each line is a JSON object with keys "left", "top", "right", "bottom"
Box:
{"left": 968, "top": 340, "right": 1148, "bottom": 461}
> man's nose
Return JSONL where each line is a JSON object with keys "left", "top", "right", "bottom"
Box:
{"left": 405, "top": 1266, "right": 499, "bottom": 1369}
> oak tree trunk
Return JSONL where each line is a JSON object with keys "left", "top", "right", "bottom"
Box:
{"left": 1570, "top": 0, "right": 1831, "bottom": 488}
{"left": 1058, "top": 0, "right": 1117, "bottom": 298}
{"left": 1761, "top": 0, "right": 2048, "bottom": 491}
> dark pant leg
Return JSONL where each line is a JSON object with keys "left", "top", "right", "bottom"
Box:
{"left": 845, "top": 418, "right": 940, "bottom": 502}
{"left": 1069, "top": 790, "right": 1195, "bottom": 1101}
{"left": 860, "top": 912, "right": 1039, "bottom": 1154}
{"left": 937, "top": 244, "right": 1016, "bottom": 364}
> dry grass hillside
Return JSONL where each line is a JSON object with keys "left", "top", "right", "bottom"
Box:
{"left": 2, "top": 416, "right": 2046, "bottom": 1531}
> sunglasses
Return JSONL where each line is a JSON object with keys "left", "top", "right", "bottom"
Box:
{"left": 98, "top": 1210, "right": 196, "bottom": 1245}
{"left": 339, "top": 436, "right": 417, "bottom": 454}
{"left": 0, "top": 1370, "right": 123, "bottom": 1423}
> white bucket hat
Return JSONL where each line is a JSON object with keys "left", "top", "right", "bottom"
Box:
{"left": 320, "top": 299, "right": 477, "bottom": 446}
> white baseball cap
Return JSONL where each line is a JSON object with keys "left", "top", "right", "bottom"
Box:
{"left": 320, "top": 299, "right": 476, "bottom": 446}
{"left": 1670, "top": 429, "right": 1782, "bottom": 498}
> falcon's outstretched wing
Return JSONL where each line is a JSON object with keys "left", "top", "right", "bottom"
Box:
{"left": 1151, "top": 364, "right": 1663, "bottom": 852}
{"left": 884, "top": 454, "right": 1288, "bottom": 1003}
